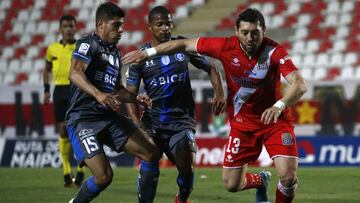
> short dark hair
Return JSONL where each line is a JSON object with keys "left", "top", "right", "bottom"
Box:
{"left": 96, "top": 2, "right": 125, "bottom": 24}
{"left": 59, "top": 15, "right": 76, "bottom": 25}
{"left": 148, "top": 6, "right": 172, "bottom": 23}
{"left": 236, "top": 8, "right": 265, "bottom": 29}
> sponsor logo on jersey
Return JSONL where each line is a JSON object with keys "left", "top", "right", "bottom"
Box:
{"left": 148, "top": 72, "right": 187, "bottom": 87}
{"left": 282, "top": 133, "right": 293, "bottom": 145}
{"left": 175, "top": 53, "right": 185, "bottom": 62}
{"left": 161, "top": 55, "right": 170, "bottom": 65}
{"left": 78, "top": 43, "right": 90, "bottom": 55}
{"left": 79, "top": 129, "right": 94, "bottom": 140}
{"left": 231, "top": 57, "right": 240, "bottom": 66}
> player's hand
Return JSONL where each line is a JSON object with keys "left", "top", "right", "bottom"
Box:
{"left": 95, "top": 92, "right": 120, "bottom": 112}
{"left": 121, "top": 50, "right": 148, "bottom": 65}
{"left": 210, "top": 95, "right": 226, "bottom": 116}
{"left": 43, "top": 92, "right": 51, "bottom": 104}
{"left": 136, "top": 94, "right": 152, "bottom": 109}
{"left": 261, "top": 106, "right": 282, "bottom": 125}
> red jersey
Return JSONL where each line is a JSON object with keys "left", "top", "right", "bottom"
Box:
{"left": 196, "top": 36, "right": 297, "bottom": 131}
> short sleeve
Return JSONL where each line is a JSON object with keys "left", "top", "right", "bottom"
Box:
{"left": 187, "top": 52, "right": 210, "bottom": 72}
{"left": 196, "top": 37, "right": 226, "bottom": 58}
{"left": 126, "top": 64, "right": 141, "bottom": 87}
{"left": 45, "top": 45, "right": 53, "bottom": 63}
{"left": 271, "top": 46, "right": 298, "bottom": 78}
{"left": 72, "top": 37, "right": 96, "bottom": 64}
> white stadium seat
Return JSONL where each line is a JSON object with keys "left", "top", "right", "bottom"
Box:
{"left": 262, "top": 2, "right": 275, "bottom": 15}
{"left": 34, "top": 59, "right": 45, "bottom": 71}
{"left": 291, "top": 27, "right": 308, "bottom": 40}
{"left": 339, "top": 13, "right": 352, "bottom": 25}
{"left": 313, "top": 68, "right": 326, "bottom": 80}
{"left": 338, "top": 66, "right": 354, "bottom": 80}
{"left": 332, "top": 39, "right": 347, "bottom": 52}
{"left": 0, "top": 60, "right": 7, "bottom": 72}
{"left": 290, "top": 54, "right": 302, "bottom": 67}
{"left": 286, "top": 3, "right": 300, "bottom": 15}
{"left": 326, "top": 1, "right": 341, "bottom": 13}
{"left": 303, "top": 54, "right": 316, "bottom": 67}
{"left": 8, "top": 60, "right": 21, "bottom": 73}
{"left": 269, "top": 15, "right": 284, "bottom": 29}
{"left": 2, "top": 72, "right": 15, "bottom": 85}
{"left": 29, "top": 9, "right": 41, "bottom": 21}
{"left": 306, "top": 40, "right": 320, "bottom": 53}
{"left": 175, "top": 6, "right": 189, "bottom": 19}
{"left": 300, "top": 68, "right": 313, "bottom": 80}
{"left": 335, "top": 26, "right": 349, "bottom": 39}
{"left": 2, "top": 47, "right": 14, "bottom": 59}
{"left": 20, "top": 59, "right": 33, "bottom": 73}
{"left": 316, "top": 53, "right": 329, "bottom": 67}
{"left": 18, "top": 35, "right": 31, "bottom": 47}
{"left": 27, "top": 72, "right": 41, "bottom": 85}
{"left": 330, "top": 53, "right": 343, "bottom": 67}
{"left": 344, "top": 52, "right": 357, "bottom": 66}
{"left": 297, "top": 14, "right": 311, "bottom": 27}
{"left": 292, "top": 41, "right": 306, "bottom": 54}
{"left": 37, "top": 21, "right": 49, "bottom": 34}
{"left": 342, "top": 1, "right": 354, "bottom": 12}
{"left": 17, "top": 10, "right": 30, "bottom": 21}
{"left": 26, "top": 46, "right": 39, "bottom": 59}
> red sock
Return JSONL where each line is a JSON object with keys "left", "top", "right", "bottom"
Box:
{"left": 275, "top": 182, "right": 295, "bottom": 203}
{"left": 241, "top": 173, "right": 263, "bottom": 190}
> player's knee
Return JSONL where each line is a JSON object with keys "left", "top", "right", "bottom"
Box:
{"left": 95, "top": 170, "right": 113, "bottom": 188}
{"left": 223, "top": 179, "right": 240, "bottom": 193}
{"left": 279, "top": 171, "right": 298, "bottom": 187}
{"left": 144, "top": 148, "right": 161, "bottom": 162}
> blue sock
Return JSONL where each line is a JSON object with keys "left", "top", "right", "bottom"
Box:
{"left": 73, "top": 176, "right": 104, "bottom": 203}
{"left": 138, "top": 161, "right": 160, "bottom": 203}
{"left": 176, "top": 173, "right": 194, "bottom": 202}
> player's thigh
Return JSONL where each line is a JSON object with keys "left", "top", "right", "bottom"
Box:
{"left": 84, "top": 152, "right": 113, "bottom": 182}
{"left": 222, "top": 165, "right": 248, "bottom": 189}
{"left": 223, "top": 128, "right": 262, "bottom": 168}
{"left": 274, "top": 156, "right": 298, "bottom": 179}
{"left": 167, "top": 129, "right": 196, "bottom": 173}
{"left": 123, "top": 128, "right": 159, "bottom": 161}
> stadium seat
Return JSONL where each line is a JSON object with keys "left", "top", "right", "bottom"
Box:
{"left": 335, "top": 26, "right": 349, "bottom": 39}
{"left": 297, "top": 14, "right": 311, "bottom": 27}
{"left": 337, "top": 66, "right": 354, "bottom": 80}
{"left": 17, "top": 10, "right": 30, "bottom": 21}
{"left": 285, "top": 2, "right": 300, "bottom": 15}
{"left": 20, "top": 59, "right": 33, "bottom": 73}
{"left": 269, "top": 15, "right": 284, "bottom": 29}
{"left": 306, "top": 40, "right": 320, "bottom": 53}
{"left": 2, "top": 72, "right": 16, "bottom": 85}
{"left": 174, "top": 5, "right": 189, "bottom": 19}
{"left": 8, "top": 59, "right": 21, "bottom": 73}
{"left": 300, "top": 68, "right": 313, "bottom": 80}
{"left": 18, "top": 35, "right": 32, "bottom": 47}
{"left": 342, "top": 1, "right": 354, "bottom": 12}
{"left": 339, "top": 13, "right": 352, "bottom": 25}
{"left": 34, "top": 59, "right": 45, "bottom": 72}
{"left": 344, "top": 52, "right": 357, "bottom": 66}
{"left": 291, "top": 27, "right": 308, "bottom": 40}
{"left": 313, "top": 68, "right": 326, "bottom": 80}
{"left": 326, "top": 1, "right": 341, "bottom": 13}
{"left": 316, "top": 53, "right": 329, "bottom": 67}
{"left": 27, "top": 72, "right": 41, "bottom": 85}
{"left": 0, "top": 60, "right": 7, "bottom": 73}
{"left": 26, "top": 46, "right": 39, "bottom": 59}
{"left": 330, "top": 53, "right": 343, "bottom": 67}
{"left": 12, "top": 22, "right": 24, "bottom": 34}
{"left": 33, "top": 0, "right": 46, "bottom": 9}
{"left": 323, "top": 14, "right": 338, "bottom": 27}
{"left": 2, "top": 47, "right": 14, "bottom": 59}
{"left": 262, "top": 2, "right": 275, "bottom": 15}
{"left": 331, "top": 39, "right": 347, "bottom": 53}
{"left": 292, "top": 40, "right": 306, "bottom": 54}
{"left": 303, "top": 54, "right": 316, "bottom": 68}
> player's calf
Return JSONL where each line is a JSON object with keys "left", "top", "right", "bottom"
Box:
{"left": 275, "top": 177, "right": 298, "bottom": 203}
{"left": 138, "top": 161, "right": 160, "bottom": 203}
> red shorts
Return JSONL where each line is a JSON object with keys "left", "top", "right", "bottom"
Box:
{"left": 223, "top": 120, "right": 298, "bottom": 168}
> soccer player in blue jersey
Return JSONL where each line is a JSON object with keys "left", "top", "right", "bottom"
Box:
{"left": 126, "top": 6, "right": 226, "bottom": 203}
{"left": 66, "top": 2, "right": 160, "bottom": 203}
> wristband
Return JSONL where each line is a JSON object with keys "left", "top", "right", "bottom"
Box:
{"left": 145, "top": 47, "right": 157, "bottom": 57}
{"left": 44, "top": 84, "right": 50, "bottom": 93}
{"left": 273, "top": 100, "right": 286, "bottom": 111}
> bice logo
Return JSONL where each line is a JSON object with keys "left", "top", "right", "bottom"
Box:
{"left": 79, "top": 129, "right": 94, "bottom": 140}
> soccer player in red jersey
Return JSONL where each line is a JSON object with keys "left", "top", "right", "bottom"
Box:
{"left": 122, "top": 8, "right": 307, "bottom": 203}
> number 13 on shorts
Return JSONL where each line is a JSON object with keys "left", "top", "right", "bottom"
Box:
{"left": 226, "top": 136, "right": 240, "bottom": 154}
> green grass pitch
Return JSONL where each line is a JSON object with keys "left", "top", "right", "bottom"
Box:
{"left": 0, "top": 167, "right": 359, "bottom": 203}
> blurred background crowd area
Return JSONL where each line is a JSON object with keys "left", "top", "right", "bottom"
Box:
{"left": 0, "top": 0, "right": 360, "bottom": 137}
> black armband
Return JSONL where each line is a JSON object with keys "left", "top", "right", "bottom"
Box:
{"left": 44, "top": 83, "right": 50, "bottom": 93}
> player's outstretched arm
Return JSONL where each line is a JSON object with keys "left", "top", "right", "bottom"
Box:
{"left": 125, "top": 85, "right": 146, "bottom": 129}
{"left": 122, "top": 38, "right": 199, "bottom": 65}
{"left": 114, "top": 84, "right": 152, "bottom": 109}
{"left": 69, "top": 58, "right": 120, "bottom": 111}
{"left": 261, "top": 71, "right": 307, "bottom": 125}
{"left": 207, "top": 61, "right": 226, "bottom": 116}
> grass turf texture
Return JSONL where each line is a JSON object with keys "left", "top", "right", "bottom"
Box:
{"left": 0, "top": 167, "right": 359, "bottom": 203}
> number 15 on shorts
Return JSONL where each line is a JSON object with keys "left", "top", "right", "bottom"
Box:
{"left": 82, "top": 137, "right": 99, "bottom": 154}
